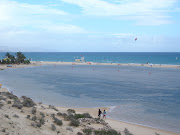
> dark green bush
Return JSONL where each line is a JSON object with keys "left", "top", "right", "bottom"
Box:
{"left": 64, "top": 114, "right": 74, "bottom": 121}
{"left": 57, "top": 112, "right": 68, "bottom": 119}
{"left": 54, "top": 117, "right": 63, "bottom": 126}
{"left": 70, "top": 118, "right": 80, "bottom": 127}
{"left": 39, "top": 117, "right": 45, "bottom": 125}
{"left": 67, "top": 109, "right": 75, "bottom": 113}
{"left": 82, "top": 113, "right": 92, "bottom": 118}
{"left": 40, "top": 112, "right": 45, "bottom": 118}
{"left": 57, "top": 112, "right": 63, "bottom": 116}
{"left": 74, "top": 113, "right": 92, "bottom": 119}
{"left": 74, "top": 114, "right": 84, "bottom": 119}
{"left": 82, "top": 128, "right": 93, "bottom": 135}
{"left": 51, "top": 124, "right": 56, "bottom": 131}
{"left": 77, "top": 132, "right": 83, "bottom": 135}
{"left": 94, "top": 129, "right": 121, "bottom": 135}
{"left": 27, "top": 115, "right": 30, "bottom": 119}
{"left": 24, "top": 60, "right": 30, "bottom": 64}
{"left": 7, "top": 101, "right": 11, "bottom": 104}
{"left": 31, "top": 107, "right": 36, "bottom": 114}
{"left": 32, "top": 116, "right": 37, "bottom": 121}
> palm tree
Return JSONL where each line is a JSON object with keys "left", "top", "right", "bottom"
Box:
{"left": 10, "top": 55, "right": 16, "bottom": 64}
{"left": 16, "top": 52, "right": 26, "bottom": 63}
{"left": 5, "top": 52, "right": 11, "bottom": 58}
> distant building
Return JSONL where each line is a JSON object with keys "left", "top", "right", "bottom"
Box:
{"left": 75, "top": 57, "right": 85, "bottom": 63}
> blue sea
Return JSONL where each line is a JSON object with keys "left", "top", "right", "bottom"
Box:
{"left": 0, "top": 52, "right": 180, "bottom": 133}
{"left": 0, "top": 52, "right": 180, "bottom": 65}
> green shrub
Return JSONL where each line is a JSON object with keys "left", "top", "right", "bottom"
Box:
{"left": 95, "top": 130, "right": 106, "bottom": 135}
{"left": 74, "top": 113, "right": 92, "bottom": 119}
{"left": 95, "top": 117, "right": 105, "bottom": 123}
{"left": 82, "top": 128, "right": 93, "bottom": 135}
{"left": 24, "top": 60, "right": 30, "bottom": 64}
{"left": 32, "top": 116, "right": 37, "bottom": 121}
{"left": 51, "top": 113, "right": 55, "bottom": 117}
{"left": 13, "top": 114, "right": 19, "bottom": 118}
{"left": 7, "top": 101, "right": 11, "bottom": 104}
{"left": 39, "top": 117, "right": 45, "bottom": 125}
{"left": 31, "top": 107, "right": 36, "bottom": 114}
{"left": 57, "top": 112, "right": 63, "bottom": 116}
{"left": 95, "top": 129, "right": 121, "bottom": 135}
{"left": 64, "top": 114, "right": 74, "bottom": 121}
{"left": 36, "top": 122, "right": 41, "bottom": 128}
{"left": 27, "top": 115, "right": 31, "bottom": 119}
{"left": 74, "top": 114, "right": 84, "bottom": 119}
{"left": 54, "top": 117, "right": 63, "bottom": 126}
{"left": 70, "top": 118, "right": 80, "bottom": 127}
{"left": 40, "top": 112, "right": 45, "bottom": 118}
{"left": 58, "top": 112, "right": 67, "bottom": 118}
{"left": 82, "top": 113, "right": 92, "bottom": 118}
{"left": 51, "top": 124, "right": 56, "bottom": 131}
{"left": 67, "top": 109, "right": 75, "bottom": 113}
{"left": 77, "top": 132, "right": 83, "bottom": 135}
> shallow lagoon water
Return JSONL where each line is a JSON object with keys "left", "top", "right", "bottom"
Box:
{"left": 0, "top": 65, "right": 180, "bottom": 132}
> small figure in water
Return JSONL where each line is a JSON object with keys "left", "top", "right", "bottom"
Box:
{"left": 98, "top": 109, "right": 102, "bottom": 118}
{"left": 103, "top": 110, "right": 106, "bottom": 120}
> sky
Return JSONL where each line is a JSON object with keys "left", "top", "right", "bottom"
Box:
{"left": 0, "top": 0, "right": 180, "bottom": 52}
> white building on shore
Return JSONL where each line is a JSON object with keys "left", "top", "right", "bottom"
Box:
{"left": 75, "top": 57, "right": 85, "bottom": 63}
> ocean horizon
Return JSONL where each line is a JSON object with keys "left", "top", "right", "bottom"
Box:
{"left": 0, "top": 52, "right": 180, "bottom": 65}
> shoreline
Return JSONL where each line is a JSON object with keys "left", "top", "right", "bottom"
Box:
{"left": 0, "top": 61, "right": 180, "bottom": 70}
{"left": 34, "top": 61, "right": 180, "bottom": 68}
{"left": 0, "top": 87, "right": 179, "bottom": 135}
{"left": 70, "top": 106, "right": 180, "bottom": 135}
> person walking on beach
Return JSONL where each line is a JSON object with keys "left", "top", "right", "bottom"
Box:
{"left": 103, "top": 110, "right": 106, "bottom": 120}
{"left": 98, "top": 109, "right": 102, "bottom": 118}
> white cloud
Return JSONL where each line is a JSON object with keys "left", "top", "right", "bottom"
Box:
{"left": 39, "top": 24, "right": 86, "bottom": 33}
{"left": 0, "top": 0, "right": 86, "bottom": 34}
{"left": 61, "top": 0, "right": 179, "bottom": 25}
{"left": 0, "top": 0, "right": 67, "bottom": 21}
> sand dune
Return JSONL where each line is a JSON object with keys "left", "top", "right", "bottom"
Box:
{"left": 0, "top": 88, "right": 179, "bottom": 135}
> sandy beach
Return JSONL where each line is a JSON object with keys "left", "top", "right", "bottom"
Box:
{"left": 35, "top": 61, "right": 180, "bottom": 69}
{"left": 0, "top": 87, "right": 179, "bottom": 135}
{"left": 0, "top": 61, "right": 180, "bottom": 70}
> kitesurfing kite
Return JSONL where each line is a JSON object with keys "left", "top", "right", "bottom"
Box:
{"left": 135, "top": 38, "right": 137, "bottom": 41}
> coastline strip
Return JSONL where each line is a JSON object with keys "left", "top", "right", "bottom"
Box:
{"left": 1, "top": 61, "right": 180, "bottom": 70}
